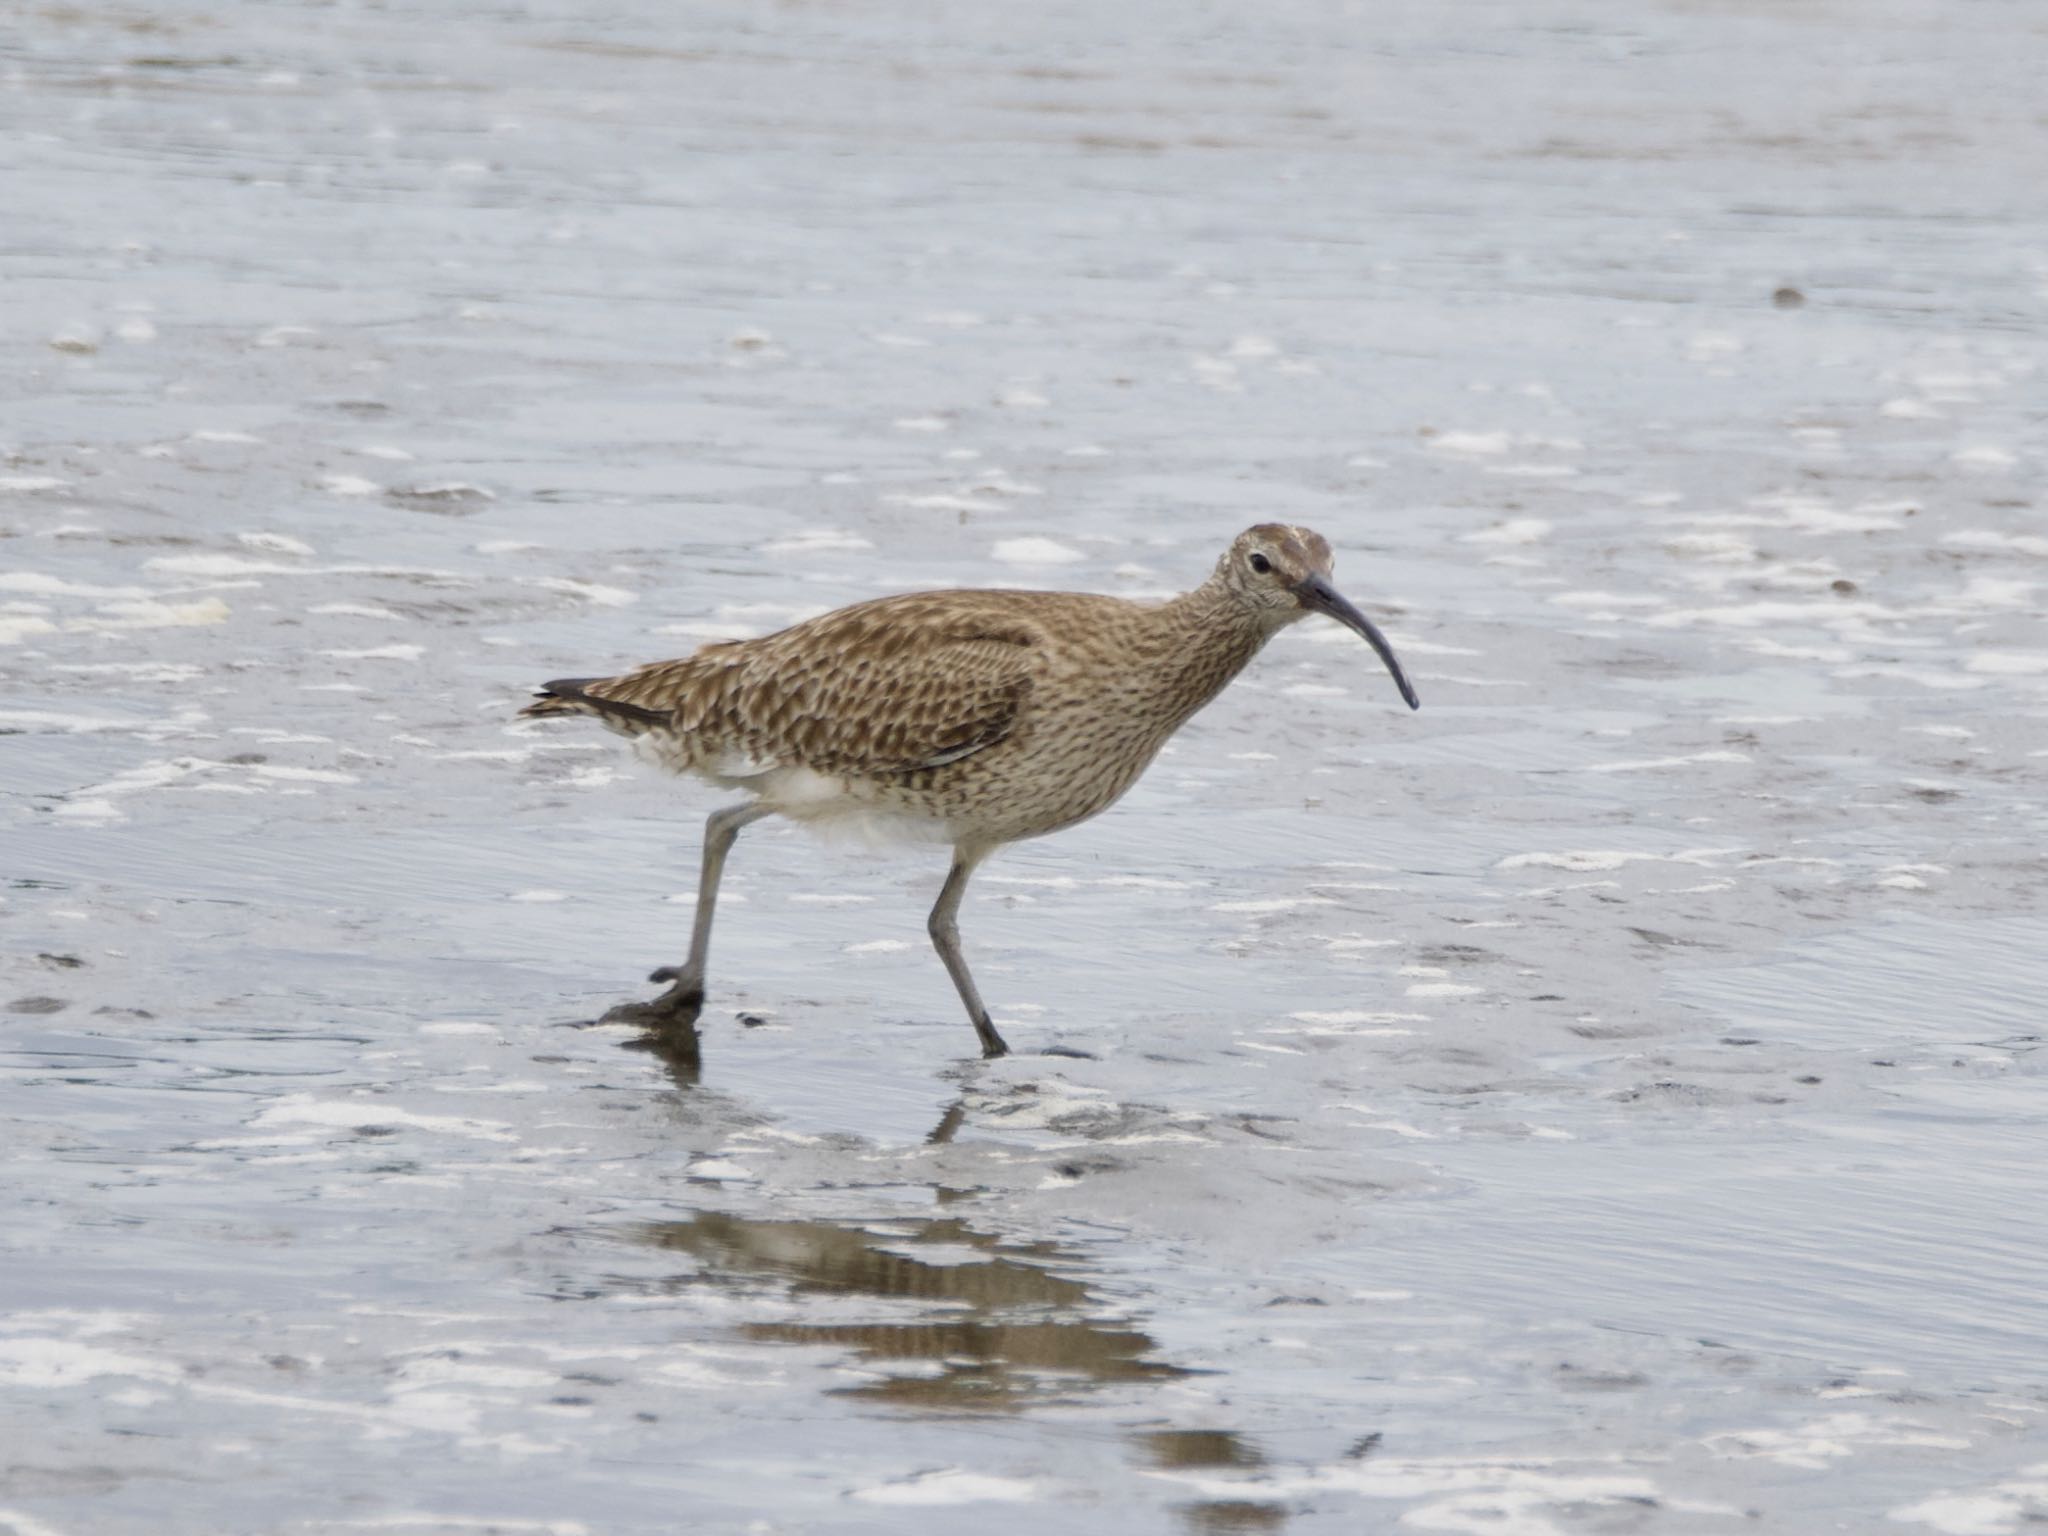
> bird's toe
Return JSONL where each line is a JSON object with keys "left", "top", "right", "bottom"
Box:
{"left": 599, "top": 985, "right": 705, "bottom": 1029}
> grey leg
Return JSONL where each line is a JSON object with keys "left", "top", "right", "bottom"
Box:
{"left": 927, "top": 850, "right": 1010, "bottom": 1059}
{"left": 649, "top": 801, "right": 773, "bottom": 998}
{"left": 603, "top": 801, "right": 769, "bottom": 1046}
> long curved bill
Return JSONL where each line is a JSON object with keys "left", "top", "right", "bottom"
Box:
{"left": 1294, "top": 574, "right": 1422, "bottom": 711}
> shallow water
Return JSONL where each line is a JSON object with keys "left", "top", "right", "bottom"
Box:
{"left": 5, "top": 1, "right": 2047, "bottom": 1532}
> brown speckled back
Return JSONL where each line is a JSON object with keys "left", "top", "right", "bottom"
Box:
{"left": 522, "top": 526, "right": 1348, "bottom": 848}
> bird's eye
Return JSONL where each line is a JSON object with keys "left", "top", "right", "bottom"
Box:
{"left": 1249, "top": 553, "right": 1272, "bottom": 575}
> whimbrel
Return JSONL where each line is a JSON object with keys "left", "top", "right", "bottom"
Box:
{"left": 521, "top": 523, "right": 1419, "bottom": 1060}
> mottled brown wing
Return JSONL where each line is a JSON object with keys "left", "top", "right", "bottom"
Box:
{"left": 579, "top": 594, "right": 1042, "bottom": 778}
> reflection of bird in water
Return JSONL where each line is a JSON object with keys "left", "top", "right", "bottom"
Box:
{"left": 633, "top": 1211, "right": 1183, "bottom": 1411}
{"left": 523, "top": 523, "right": 1419, "bottom": 1062}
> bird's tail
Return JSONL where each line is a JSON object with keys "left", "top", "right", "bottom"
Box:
{"left": 519, "top": 676, "right": 671, "bottom": 733}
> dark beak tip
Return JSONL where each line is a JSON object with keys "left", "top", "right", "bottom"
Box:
{"left": 1298, "top": 574, "right": 1423, "bottom": 716}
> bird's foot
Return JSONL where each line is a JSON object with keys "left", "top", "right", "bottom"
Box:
{"left": 596, "top": 974, "right": 706, "bottom": 1063}
{"left": 973, "top": 1013, "right": 1011, "bottom": 1060}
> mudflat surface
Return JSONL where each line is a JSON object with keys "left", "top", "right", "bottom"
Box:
{"left": 3, "top": 3, "right": 2046, "bottom": 1532}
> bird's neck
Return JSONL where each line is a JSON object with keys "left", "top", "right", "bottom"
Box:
{"left": 1138, "top": 578, "right": 1282, "bottom": 725}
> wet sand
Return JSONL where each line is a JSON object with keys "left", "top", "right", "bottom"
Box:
{"left": 4, "top": 2, "right": 2046, "bottom": 1532}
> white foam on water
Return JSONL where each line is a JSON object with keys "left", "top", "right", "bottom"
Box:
{"left": 1956, "top": 575, "right": 2037, "bottom": 611}
{"left": 1427, "top": 430, "right": 1511, "bottom": 456}
{"left": 400, "top": 481, "right": 495, "bottom": 501}
{"left": 68, "top": 596, "right": 231, "bottom": 631}
{"left": 1487, "top": 462, "right": 1578, "bottom": 478}
{"left": 851, "top": 1470, "right": 1044, "bottom": 1505}
{"left": 1834, "top": 664, "right": 1989, "bottom": 691}
{"left": 397, "top": 1356, "right": 560, "bottom": 1392}
{"left": 56, "top": 757, "right": 225, "bottom": 819}
{"left": 655, "top": 620, "right": 760, "bottom": 639}
{"left": 887, "top": 492, "right": 990, "bottom": 513}
{"left": 968, "top": 468, "right": 1043, "bottom": 497}
{"left": 0, "top": 1505, "right": 74, "bottom": 1536}
{"left": 1945, "top": 530, "right": 2048, "bottom": 558}
{"left": 1952, "top": 445, "right": 2018, "bottom": 470}
{"left": 1458, "top": 518, "right": 1548, "bottom": 548}
{"left": 1966, "top": 652, "right": 2048, "bottom": 676}
{"left": 1645, "top": 596, "right": 1895, "bottom": 631}
{"left": 1703, "top": 1412, "right": 1970, "bottom": 1471}
{"left": 1499, "top": 848, "right": 1737, "bottom": 872}
{"left": 145, "top": 554, "right": 464, "bottom": 582}
{"left": 1687, "top": 330, "right": 1744, "bottom": 357}
{"left": 309, "top": 602, "right": 404, "bottom": 619}
{"left": 321, "top": 644, "right": 425, "bottom": 661}
{"left": 321, "top": 473, "right": 382, "bottom": 496}
{"left": 1550, "top": 590, "right": 1666, "bottom": 610}
{"left": 992, "top": 536, "right": 1085, "bottom": 565}
{"left": 251, "top": 1095, "right": 515, "bottom": 1143}
{"left": 528, "top": 577, "right": 634, "bottom": 606}
{"left": 763, "top": 528, "right": 874, "bottom": 554}
{"left": 1678, "top": 496, "right": 1906, "bottom": 535}
{"left": 1892, "top": 1475, "right": 2048, "bottom": 1536}
{"left": 50, "top": 662, "right": 202, "bottom": 682}
{"left": 1665, "top": 532, "right": 1756, "bottom": 562}
{"left": 0, "top": 572, "right": 151, "bottom": 599}
{"left": 51, "top": 799, "right": 121, "bottom": 822}
{"left": 313, "top": 1517, "right": 589, "bottom": 1535}
{"left": 1211, "top": 897, "right": 1337, "bottom": 913}
{"left": 0, "top": 708, "right": 155, "bottom": 733}
{"left": 249, "top": 765, "right": 356, "bottom": 783}
{"left": 843, "top": 939, "right": 911, "bottom": 954}
{"left": 1584, "top": 751, "right": 1750, "bottom": 773}
{"left": 237, "top": 531, "right": 315, "bottom": 556}
{"left": 1744, "top": 637, "right": 1852, "bottom": 663}
{"left": 720, "top": 601, "right": 828, "bottom": 624}
{"left": 1154, "top": 1454, "right": 1672, "bottom": 1523}
{"left": 0, "top": 1338, "right": 178, "bottom": 1388}
{"left": 1292, "top": 1010, "right": 1429, "bottom": 1025}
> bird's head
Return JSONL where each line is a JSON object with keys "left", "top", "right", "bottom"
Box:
{"left": 1218, "top": 523, "right": 1421, "bottom": 711}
